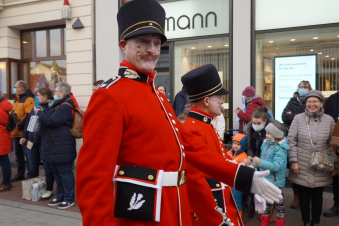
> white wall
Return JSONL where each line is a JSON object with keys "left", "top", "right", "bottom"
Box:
{"left": 232, "top": 0, "right": 251, "bottom": 129}
{"left": 95, "top": 0, "right": 120, "bottom": 82}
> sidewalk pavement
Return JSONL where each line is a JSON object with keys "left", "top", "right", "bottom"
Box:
{"left": 1, "top": 166, "right": 339, "bottom": 225}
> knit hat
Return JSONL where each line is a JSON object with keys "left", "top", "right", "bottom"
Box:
{"left": 242, "top": 86, "right": 255, "bottom": 97}
{"left": 232, "top": 133, "right": 247, "bottom": 154}
{"left": 265, "top": 123, "right": 284, "bottom": 139}
{"left": 305, "top": 90, "right": 325, "bottom": 103}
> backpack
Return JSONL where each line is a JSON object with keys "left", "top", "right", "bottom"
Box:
{"left": 58, "top": 101, "right": 84, "bottom": 138}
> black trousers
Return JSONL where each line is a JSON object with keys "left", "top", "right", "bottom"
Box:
{"left": 299, "top": 185, "right": 323, "bottom": 224}
{"left": 333, "top": 175, "right": 339, "bottom": 207}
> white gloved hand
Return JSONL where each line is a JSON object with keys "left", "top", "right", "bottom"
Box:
{"left": 250, "top": 170, "right": 282, "bottom": 204}
{"left": 254, "top": 194, "right": 266, "bottom": 214}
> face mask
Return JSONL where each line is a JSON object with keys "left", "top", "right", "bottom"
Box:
{"left": 252, "top": 124, "right": 264, "bottom": 132}
{"left": 53, "top": 95, "right": 59, "bottom": 100}
{"left": 38, "top": 98, "right": 46, "bottom": 104}
{"left": 13, "top": 88, "right": 17, "bottom": 95}
{"left": 298, "top": 89, "right": 308, "bottom": 96}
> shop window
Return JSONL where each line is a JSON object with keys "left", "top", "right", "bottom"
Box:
{"left": 174, "top": 37, "right": 230, "bottom": 128}
{"left": 0, "top": 62, "right": 7, "bottom": 94}
{"left": 255, "top": 26, "right": 339, "bottom": 122}
{"left": 35, "top": 30, "right": 47, "bottom": 58}
{"left": 154, "top": 44, "right": 171, "bottom": 101}
{"left": 50, "top": 29, "right": 62, "bottom": 56}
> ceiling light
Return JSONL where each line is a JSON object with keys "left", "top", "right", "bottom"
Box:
{"left": 331, "top": 58, "right": 336, "bottom": 60}
{"left": 207, "top": 46, "right": 212, "bottom": 48}
{"left": 224, "top": 44, "right": 229, "bottom": 47}
{"left": 290, "top": 39, "right": 295, "bottom": 41}
{"left": 276, "top": 48, "right": 279, "bottom": 49}
{"left": 191, "top": 47, "right": 195, "bottom": 49}
{"left": 313, "top": 37, "right": 318, "bottom": 39}
{"left": 325, "top": 55, "right": 329, "bottom": 57}
{"left": 22, "top": 41, "right": 28, "bottom": 44}
{"left": 318, "top": 52, "right": 322, "bottom": 54}
{"left": 337, "top": 35, "right": 339, "bottom": 37}
{"left": 310, "top": 49, "right": 314, "bottom": 51}
{"left": 268, "top": 41, "right": 274, "bottom": 43}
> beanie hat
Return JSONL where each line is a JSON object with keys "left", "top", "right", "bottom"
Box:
{"left": 232, "top": 133, "right": 247, "bottom": 153}
{"left": 305, "top": 90, "right": 325, "bottom": 103}
{"left": 242, "top": 86, "right": 255, "bottom": 97}
{"left": 265, "top": 123, "right": 284, "bottom": 139}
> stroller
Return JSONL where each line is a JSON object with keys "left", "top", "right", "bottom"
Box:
{"left": 224, "top": 129, "right": 256, "bottom": 219}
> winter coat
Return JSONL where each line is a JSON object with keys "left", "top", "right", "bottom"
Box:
{"left": 172, "top": 88, "right": 190, "bottom": 117}
{"left": 37, "top": 95, "right": 76, "bottom": 163}
{"left": 288, "top": 109, "right": 336, "bottom": 188}
{"left": 324, "top": 91, "right": 339, "bottom": 123}
{"left": 282, "top": 92, "right": 306, "bottom": 129}
{"left": 21, "top": 102, "right": 49, "bottom": 144}
{"left": 0, "top": 99, "right": 13, "bottom": 155}
{"left": 238, "top": 96, "right": 267, "bottom": 130}
{"left": 11, "top": 89, "right": 35, "bottom": 137}
{"left": 253, "top": 138, "right": 289, "bottom": 188}
{"left": 246, "top": 118, "right": 287, "bottom": 157}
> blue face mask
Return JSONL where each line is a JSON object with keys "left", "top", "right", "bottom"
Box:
{"left": 53, "top": 95, "right": 59, "bottom": 100}
{"left": 298, "top": 89, "right": 308, "bottom": 96}
{"left": 252, "top": 124, "right": 264, "bottom": 132}
{"left": 13, "top": 88, "right": 17, "bottom": 95}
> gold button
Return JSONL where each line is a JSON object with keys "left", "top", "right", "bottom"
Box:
{"left": 149, "top": 23, "right": 153, "bottom": 26}
{"left": 119, "top": 170, "right": 124, "bottom": 175}
{"left": 148, "top": 175, "right": 154, "bottom": 180}
{"left": 216, "top": 184, "right": 220, "bottom": 188}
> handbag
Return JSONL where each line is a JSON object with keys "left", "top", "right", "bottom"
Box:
{"left": 306, "top": 115, "right": 334, "bottom": 173}
{"left": 27, "top": 114, "right": 41, "bottom": 132}
{"left": 31, "top": 177, "right": 47, "bottom": 202}
{"left": 22, "top": 176, "right": 46, "bottom": 201}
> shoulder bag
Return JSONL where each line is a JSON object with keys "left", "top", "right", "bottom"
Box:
{"left": 306, "top": 115, "right": 334, "bottom": 173}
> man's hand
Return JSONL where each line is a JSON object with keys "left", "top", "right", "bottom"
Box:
{"left": 254, "top": 194, "right": 266, "bottom": 214}
{"left": 19, "top": 138, "right": 26, "bottom": 145}
{"left": 250, "top": 170, "right": 282, "bottom": 204}
{"left": 291, "top": 162, "right": 299, "bottom": 175}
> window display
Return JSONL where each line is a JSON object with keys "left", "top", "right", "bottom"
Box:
{"left": 256, "top": 26, "right": 339, "bottom": 121}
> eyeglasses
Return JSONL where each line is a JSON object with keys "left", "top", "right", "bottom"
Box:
{"left": 306, "top": 100, "right": 321, "bottom": 104}
{"left": 54, "top": 90, "right": 62, "bottom": 93}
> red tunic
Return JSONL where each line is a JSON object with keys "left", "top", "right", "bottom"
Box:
{"left": 76, "top": 61, "right": 254, "bottom": 226}
{"left": 184, "top": 107, "right": 244, "bottom": 226}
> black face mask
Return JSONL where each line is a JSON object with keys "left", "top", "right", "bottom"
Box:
{"left": 252, "top": 131, "right": 261, "bottom": 140}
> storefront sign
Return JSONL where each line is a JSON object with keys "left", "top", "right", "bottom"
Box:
{"left": 160, "top": 0, "right": 229, "bottom": 40}
{"left": 274, "top": 55, "right": 316, "bottom": 122}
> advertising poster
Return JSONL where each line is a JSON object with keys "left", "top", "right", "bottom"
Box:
{"left": 274, "top": 55, "right": 316, "bottom": 122}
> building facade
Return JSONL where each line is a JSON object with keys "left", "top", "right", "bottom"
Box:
{"left": 1, "top": 0, "right": 339, "bottom": 131}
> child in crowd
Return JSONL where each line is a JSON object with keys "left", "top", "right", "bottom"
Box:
{"left": 252, "top": 122, "right": 289, "bottom": 226}
{"left": 226, "top": 133, "right": 248, "bottom": 217}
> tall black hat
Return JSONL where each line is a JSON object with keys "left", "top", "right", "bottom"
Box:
{"left": 181, "top": 64, "right": 229, "bottom": 102}
{"left": 117, "top": 0, "right": 167, "bottom": 44}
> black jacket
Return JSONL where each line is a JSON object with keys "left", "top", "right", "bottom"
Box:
{"left": 281, "top": 92, "right": 306, "bottom": 128}
{"left": 37, "top": 95, "right": 76, "bottom": 163}
{"left": 324, "top": 91, "right": 339, "bottom": 123}
{"left": 172, "top": 88, "right": 190, "bottom": 117}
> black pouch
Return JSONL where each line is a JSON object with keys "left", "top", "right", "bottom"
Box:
{"left": 206, "top": 178, "right": 226, "bottom": 212}
{"left": 113, "top": 165, "right": 164, "bottom": 222}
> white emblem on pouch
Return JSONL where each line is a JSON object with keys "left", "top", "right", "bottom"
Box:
{"left": 127, "top": 193, "right": 145, "bottom": 210}
{"left": 124, "top": 69, "right": 140, "bottom": 79}
{"left": 203, "top": 117, "right": 208, "bottom": 122}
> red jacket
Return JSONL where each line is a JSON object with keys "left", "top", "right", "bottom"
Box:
{"left": 184, "top": 107, "right": 244, "bottom": 226}
{"left": 0, "top": 99, "right": 12, "bottom": 155}
{"left": 76, "top": 61, "right": 254, "bottom": 226}
{"left": 238, "top": 97, "right": 266, "bottom": 130}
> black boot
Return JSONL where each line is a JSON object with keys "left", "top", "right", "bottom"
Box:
{"left": 304, "top": 222, "right": 311, "bottom": 226}
{"left": 10, "top": 174, "right": 25, "bottom": 182}
{"left": 323, "top": 205, "right": 339, "bottom": 217}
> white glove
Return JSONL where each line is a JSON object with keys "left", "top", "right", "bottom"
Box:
{"left": 250, "top": 170, "right": 282, "bottom": 204}
{"left": 254, "top": 194, "right": 266, "bottom": 214}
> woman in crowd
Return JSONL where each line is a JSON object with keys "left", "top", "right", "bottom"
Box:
{"left": 156, "top": 84, "right": 169, "bottom": 101}
{"left": 34, "top": 82, "right": 76, "bottom": 209}
{"left": 288, "top": 90, "right": 337, "bottom": 226}
{"left": 0, "top": 93, "right": 13, "bottom": 191}
{"left": 21, "top": 87, "right": 55, "bottom": 199}
{"left": 281, "top": 80, "right": 312, "bottom": 209}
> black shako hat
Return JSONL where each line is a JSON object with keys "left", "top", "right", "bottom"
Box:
{"left": 181, "top": 64, "right": 229, "bottom": 102}
{"left": 117, "top": 0, "right": 167, "bottom": 44}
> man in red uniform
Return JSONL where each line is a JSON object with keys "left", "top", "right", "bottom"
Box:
{"left": 76, "top": 0, "right": 282, "bottom": 225}
{"left": 181, "top": 64, "right": 244, "bottom": 226}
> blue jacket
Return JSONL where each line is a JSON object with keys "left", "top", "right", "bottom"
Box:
{"left": 172, "top": 88, "right": 189, "bottom": 117}
{"left": 22, "top": 103, "right": 49, "bottom": 144}
{"left": 37, "top": 95, "right": 76, "bottom": 163}
{"left": 253, "top": 137, "right": 289, "bottom": 188}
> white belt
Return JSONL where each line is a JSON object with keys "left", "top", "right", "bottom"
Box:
{"left": 162, "top": 171, "right": 186, "bottom": 187}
